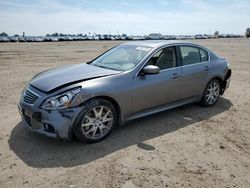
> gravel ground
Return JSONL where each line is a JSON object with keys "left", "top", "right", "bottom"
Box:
{"left": 0, "top": 39, "right": 249, "bottom": 188}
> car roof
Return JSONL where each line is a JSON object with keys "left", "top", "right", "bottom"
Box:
{"left": 123, "top": 40, "right": 196, "bottom": 48}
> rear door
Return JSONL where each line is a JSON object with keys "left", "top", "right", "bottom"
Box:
{"left": 178, "top": 45, "right": 210, "bottom": 98}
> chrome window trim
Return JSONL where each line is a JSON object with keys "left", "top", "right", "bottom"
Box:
{"left": 158, "top": 66, "right": 181, "bottom": 73}
{"left": 178, "top": 61, "right": 210, "bottom": 68}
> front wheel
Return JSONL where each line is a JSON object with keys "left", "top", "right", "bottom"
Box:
{"left": 201, "top": 79, "right": 221, "bottom": 107}
{"left": 74, "top": 98, "right": 117, "bottom": 143}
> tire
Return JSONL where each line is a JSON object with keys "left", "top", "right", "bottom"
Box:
{"left": 201, "top": 79, "right": 221, "bottom": 107}
{"left": 74, "top": 98, "right": 117, "bottom": 143}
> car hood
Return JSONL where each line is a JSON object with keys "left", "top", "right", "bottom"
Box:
{"left": 30, "top": 63, "right": 121, "bottom": 93}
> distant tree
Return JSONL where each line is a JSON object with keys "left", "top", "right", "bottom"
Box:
{"left": 14, "top": 34, "right": 19, "bottom": 37}
{"left": 59, "top": 33, "right": 67, "bottom": 37}
{"left": 0, "top": 32, "right": 8, "bottom": 36}
{"left": 214, "top": 31, "right": 219, "bottom": 37}
{"left": 246, "top": 28, "right": 250, "bottom": 38}
{"left": 51, "top": 33, "right": 59, "bottom": 37}
{"left": 46, "top": 34, "right": 51, "bottom": 37}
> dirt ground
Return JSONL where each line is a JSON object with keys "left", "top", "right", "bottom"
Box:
{"left": 0, "top": 39, "right": 249, "bottom": 188}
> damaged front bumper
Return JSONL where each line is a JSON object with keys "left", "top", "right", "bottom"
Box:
{"left": 18, "top": 98, "right": 82, "bottom": 140}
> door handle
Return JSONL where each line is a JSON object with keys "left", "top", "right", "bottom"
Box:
{"left": 171, "top": 73, "right": 180, "bottom": 79}
{"left": 204, "top": 66, "right": 209, "bottom": 71}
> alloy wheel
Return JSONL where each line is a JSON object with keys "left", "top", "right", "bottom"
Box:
{"left": 206, "top": 81, "right": 220, "bottom": 105}
{"left": 81, "top": 105, "right": 113, "bottom": 139}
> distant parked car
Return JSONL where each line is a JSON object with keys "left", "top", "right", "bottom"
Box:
{"left": 51, "top": 37, "right": 59, "bottom": 42}
{"left": 18, "top": 37, "right": 25, "bottom": 42}
{"left": 33, "top": 37, "right": 44, "bottom": 42}
{"left": 19, "top": 41, "right": 231, "bottom": 143}
{"left": 219, "top": 34, "right": 226, "bottom": 38}
{"left": 186, "top": 35, "right": 195, "bottom": 40}
{"left": 0, "top": 37, "right": 9, "bottom": 42}
{"left": 9, "top": 37, "right": 18, "bottom": 42}
{"left": 25, "top": 37, "right": 34, "bottom": 42}
{"left": 44, "top": 37, "right": 52, "bottom": 42}
{"left": 195, "top": 34, "right": 207, "bottom": 39}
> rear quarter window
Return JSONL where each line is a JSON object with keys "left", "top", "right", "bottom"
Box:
{"left": 200, "top": 48, "right": 209, "bottom": 62}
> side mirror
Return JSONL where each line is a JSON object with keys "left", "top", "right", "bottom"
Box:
{"left": 142, "top": 65, "right": 160, "bottom": 75}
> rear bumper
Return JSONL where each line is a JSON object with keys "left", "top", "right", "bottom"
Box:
{"left": 221, "top": 69, "right": 231, "bottom": 94}
{"left": 225, "top": 77, "right": 231, "bottom": 90}
{"left": 225, "top": 69, "right": 231, "bottom": 90}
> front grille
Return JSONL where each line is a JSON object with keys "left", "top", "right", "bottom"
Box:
{"left": 23, "top": 88, "right": 39, "bottom": 104}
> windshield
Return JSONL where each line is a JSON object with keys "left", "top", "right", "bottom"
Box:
{"left": 91, "top": 45, "right": 152, "bottom": 71}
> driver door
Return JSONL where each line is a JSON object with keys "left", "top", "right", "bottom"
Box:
{"left": 132, "top": 46, "right": 182, "bottom": 113}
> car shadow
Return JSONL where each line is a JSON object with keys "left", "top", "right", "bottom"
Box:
{"left": 8, "top": 97, "right": 232, "bottom": 168}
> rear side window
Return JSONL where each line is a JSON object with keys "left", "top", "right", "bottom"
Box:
{"left": 200, "top": 48, "right": 208, "bottom": 62}
{"left": 180, "top": 46, "right": 200, "bottom": 65}
{"left": 180, "top": 46, "right": 209, "bottom": 65}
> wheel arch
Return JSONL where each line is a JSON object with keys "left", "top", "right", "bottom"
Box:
{"left": 70, "top": 95, "right": 122, "bottom": 139}
{"left": 93, "top": 95, "right": 121, "bottom": 124}
{"left": 78, "top": 95, "right": 121, "bottom": 124}
{"left": 201, "top": 77, "right": 222, "bottom": 106}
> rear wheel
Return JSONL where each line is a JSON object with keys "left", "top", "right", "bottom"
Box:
{"left": 75, "top": 98, "right": 117, "bottom": 143}
{"left": 201, "top": 79, "right": 221, "bottom": 107}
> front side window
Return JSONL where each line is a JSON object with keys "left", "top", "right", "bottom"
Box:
{"left": 147, "top": 47, "right": 176, "bottom": 70}
{"left": 91, "top": 45, "right": 152, "bottom": 71}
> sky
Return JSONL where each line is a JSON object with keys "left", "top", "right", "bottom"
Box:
{"left": 0, "top": 0, "right": 249, "bottom": 36}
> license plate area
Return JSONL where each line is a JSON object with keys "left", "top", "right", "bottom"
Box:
{"left": 20, "top": 106, "right": 43, "bottom": 129}
{"left": 23, "top": 108, "right": 32, "bottom": 117}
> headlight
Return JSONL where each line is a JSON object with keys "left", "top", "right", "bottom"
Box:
{"left": 41, "top": 87, "right": 81, "bottom": 110}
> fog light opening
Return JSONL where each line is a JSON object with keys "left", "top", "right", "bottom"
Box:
{"left": 44, "top": 123, "right": 55, "bottom": 133}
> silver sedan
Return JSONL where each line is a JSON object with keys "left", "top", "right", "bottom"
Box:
{"left": 18, "top": 40, "right": 231, "bottom": 143}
